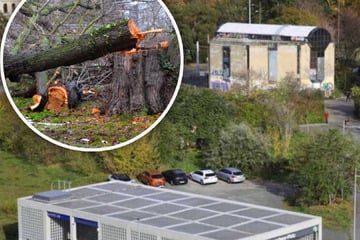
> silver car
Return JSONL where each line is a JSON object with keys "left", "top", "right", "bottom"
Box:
{"left": 217, "top": 167, "right": 245, "bottom": 183}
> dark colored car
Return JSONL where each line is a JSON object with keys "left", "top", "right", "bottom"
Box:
{"left": 161, "top": 169, "right": 188, "bottom": 185}
{"left": 137, "top": 170, "right": 166, "bottom": 187}
{"left": 108, "top": 173, "right": 132, "bottom": 182}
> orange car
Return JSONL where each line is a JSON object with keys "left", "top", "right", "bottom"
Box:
{"left": 136, "top": 170, "right": 166, "bottom": 187}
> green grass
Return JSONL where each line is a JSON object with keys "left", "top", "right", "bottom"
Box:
{"left": 12, "top": 96, "right": 161, "bottom": 148}
{"left": 0, "top": 150, "right": 107, "bottom": 240}
{"left": 286, "top": 201, "right": 352, "bottom": 232}
{"left": 172, "top": 149, "right": 201, "bottom": 173}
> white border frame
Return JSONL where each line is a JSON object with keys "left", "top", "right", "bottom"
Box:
{"left": 1, "top": 0, "right": 184, "bottom": 152}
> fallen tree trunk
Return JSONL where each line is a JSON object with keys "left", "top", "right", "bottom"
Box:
{"left": 4, "top": 19, "right": 145, "bottom": 80}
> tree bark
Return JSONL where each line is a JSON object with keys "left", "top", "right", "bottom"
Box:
{"left": 108, "top": 53, "right": 143, "bottom": 114}
{"left": 108, "top": 48, "right": 166, "bottom": 115}
{"left": 144, "top": 50, "right": 164, "bottom": 114}
{"left": 4, "top": 19, "right": 141, "bottom": 80}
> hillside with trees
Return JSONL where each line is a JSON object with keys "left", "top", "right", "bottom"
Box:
{"left": 165, "top": 0, "right": 360, "bottom": 91}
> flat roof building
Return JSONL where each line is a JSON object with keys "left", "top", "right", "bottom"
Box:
{"left": 18, "top": 181, "right": 322, "bottom": 240}
{"left": 209, "top": 22, "right": 334, "bottom": 92}
{"left": 0, "top": 0, "right": 20, "bottom": 17}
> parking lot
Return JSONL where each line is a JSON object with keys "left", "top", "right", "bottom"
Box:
{"left": 165, "top": 179, "right": 350, "bottom": 240}
{"left": 166, "top": 179, "right": 290, "bottom": 209}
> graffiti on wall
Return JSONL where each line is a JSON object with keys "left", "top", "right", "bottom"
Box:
{"left": 322, "top": 82, "right": 333, "bottom": 97}
{"left": 210, "top": 81, "right": 231, "bottom": 91}
{"left": 211, "top": 69, "right": 231, "bottom": 82}
{"left": 211, "top": 69, "right": 224, "bottom": 76}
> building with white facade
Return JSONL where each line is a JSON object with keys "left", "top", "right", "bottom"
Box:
{"left": 0, "top": 0, "right": 20, "bottom": 17}
{"left": 18, "top": 181, "right": 322, "bottom": 240}
{"left": 209, "top": 23, "right": 334, "bottom": 91}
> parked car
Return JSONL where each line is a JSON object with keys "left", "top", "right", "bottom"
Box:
{"left": 136, "top": 170, "right": 166, "bottom": 187}
{"left": 161, "top": 169, "right": 188, "bottom": 185}
{"left": 108, "top": 173, "right": 132, "bottom": 182}
{"left": 217, "top": 167, "right": 245, "bottom": 183}
{"left": 189, "top": 169, "right": 218, "bottom": 185}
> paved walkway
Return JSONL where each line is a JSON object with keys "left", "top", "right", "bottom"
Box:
{"left": 325, "top": 97, "right": 359, "bottom": 125}
{"left": 301, "top": 97, "right": 360, "bottom": 141}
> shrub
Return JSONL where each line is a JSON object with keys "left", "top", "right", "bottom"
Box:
{"left": 288, "top": 129, "right": 360, "bottom": 206}
{"left": 202, "top": 123, "right": 271, "bottom": 177}
{"left": 0, "top": 200, "right": 17, "bottom": 215}
{"left": 352, "top": 86, "right": 360, "bottom": 117}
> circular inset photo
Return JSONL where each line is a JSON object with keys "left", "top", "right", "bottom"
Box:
{"left": 1, "top": 0, "right": 183, "bottom": 151}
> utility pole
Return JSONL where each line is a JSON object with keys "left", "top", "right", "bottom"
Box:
{"left": 354, "top": 168, "right": 360, "bottom": 240}
{"left": 337, "top": 0, "right": 340, "bottom": 46}
{"left": 259, "top": 0, "right": 262, "bottom": 24}
{"left": 248, "top": 0, "right": 251, "bottom": 24}
{"left": 196, "top": 41, "right": 200, "bottom": 76}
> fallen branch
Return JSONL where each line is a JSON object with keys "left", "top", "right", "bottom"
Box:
{"left": 4, "top": 19, "right": 144, "bottom": 80}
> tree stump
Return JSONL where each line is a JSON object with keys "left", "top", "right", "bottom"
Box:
{"left": 108, "top": 48, "right": 167, "bottom": 115}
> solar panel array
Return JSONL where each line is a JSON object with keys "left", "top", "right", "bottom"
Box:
{"left": 32, "top": 181, "right": 317, "bottom": 240}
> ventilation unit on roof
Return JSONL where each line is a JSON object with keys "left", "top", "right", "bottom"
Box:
{"left": 32, "top": 190, "right": 70, "bottom": 202}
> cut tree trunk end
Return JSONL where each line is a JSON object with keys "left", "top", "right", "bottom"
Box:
{"left": 108, "top": 48, "right": 170, "bottom": 115}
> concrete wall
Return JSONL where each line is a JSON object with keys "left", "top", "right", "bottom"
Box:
{"left": 0, "top": 0, "right": 20, "bottom": 16}
{"left": 209, "top": 38, "right": 335, "bottom": 91}
{"left": 209, "top": 42, "right": 224, "bottom": 82}
{"left": 249, "top": 45, "right": 268, "bottom": 88}
{"left": 324, "top": 42, "right": 335, "bottom": 89}
{"left": 277, "top": 45, "right": 297, "bottom": 81}
{"left": 299, "top": 44, "right": 312, "bottom": 88}
{"left": 231, "top": 44, "right": 247, "bottom": 83}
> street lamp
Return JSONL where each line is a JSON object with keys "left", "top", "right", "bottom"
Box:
{"left": 354, "top": 168, "right": 360, "bottom": 240}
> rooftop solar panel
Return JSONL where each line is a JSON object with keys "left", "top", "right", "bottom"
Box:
{"left": 168, "top": 222, "right": 216, "bottom": 234}
{"left": 109, "top": 210, "right": 156, "bottom": 221}
{"left": 200, "top": 214, "right": 250, "bottom": 227}
{"left": 82, "top": 205, "right": 126, "bottom": 215}
{"left": 147, "top": 192, "right": 188, "bottom": 201}
{"left": 233, "top": 221, "right": 283, "bottom": 234}
{"left": 263, "top": 213, "right": 311, "bottom": 225}
{"left": 233, "top": 208, "right": 278, "bottom": 218}
{"left": 22, "top": 181, "right": 321, "bottom": 240}
{"left": 54, "top": 199, "right": 99, "bottom": 209}
{"left": 173, "top": 197, "right": 216, "bottom": 206}
{"left": 140, "top": 216, "right": 186, "bottom": 227}
{"left": 169, "top": 208, "right": 216, "bottom": 221}
{"left": 201, "top": 229, "right": 250, "bottom": 240}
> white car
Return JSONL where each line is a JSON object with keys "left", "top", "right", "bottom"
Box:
{"left": 189, "top": 169, "right": 218, "bottom": 185}
{"left": 217, "top": 167, "right": 245, "bottom": 183}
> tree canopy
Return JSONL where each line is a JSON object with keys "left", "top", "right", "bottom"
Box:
{"left": 202, "top": 123, "right": 271, "bottom": 175}
{"left": 164, "top": 0, "right": 360, "bottom": 67}
{"left": 288, "top": 129, "right": 360, "bottom": 206}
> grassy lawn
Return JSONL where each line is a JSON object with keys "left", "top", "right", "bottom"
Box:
{"left": 172, "top": 149, "right": 201, "bottom": 173}
{"left": 286, "top": 201, "right": 353, "bottom": 232}
{"left": 0, "top": 150, "right": 107, "bottom": 240}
